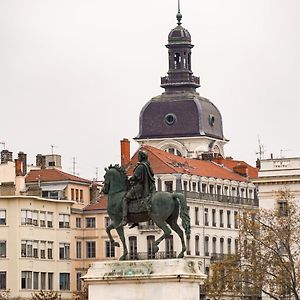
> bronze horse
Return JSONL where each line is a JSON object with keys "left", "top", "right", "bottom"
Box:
{"left": 102, "top": 164, "right": 190, "bottom": 260}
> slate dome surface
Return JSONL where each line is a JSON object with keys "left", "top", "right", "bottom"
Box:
{"left": 136, "top": 91, "right": 225, "bottom": 141}
{"left": 168, "top": 25, "right": 191, "bottom": 44}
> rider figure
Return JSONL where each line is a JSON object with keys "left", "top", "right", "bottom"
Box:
{"left": 119, "top": 150, "right": 156, "bottom": 226}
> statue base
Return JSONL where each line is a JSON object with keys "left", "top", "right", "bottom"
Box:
{"left": 83, "top": 258, "right": 206, "bottom": 300}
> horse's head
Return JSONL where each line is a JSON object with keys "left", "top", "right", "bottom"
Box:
{"left": 102, "top": 164, "right": 129, "bottom": 194}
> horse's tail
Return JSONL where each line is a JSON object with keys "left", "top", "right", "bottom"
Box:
{"left": 173, "top": 193, "right": 191, "bottom": 239}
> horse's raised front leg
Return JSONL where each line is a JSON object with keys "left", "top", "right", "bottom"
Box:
{"left": 116, "top": 226, "right": 128, "bottom": 260}
{"left": 106, "top": 222, "right": 120, "bottom": 247}
{"left": 151, "top": 219, "right": 171, "bottom": 254}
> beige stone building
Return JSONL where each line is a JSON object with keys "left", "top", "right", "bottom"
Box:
{"left": 0, "top": 195, "right": 73, "bottom": 298}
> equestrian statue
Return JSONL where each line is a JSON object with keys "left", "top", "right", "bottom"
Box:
{"left": 102, "top": 150, "right": 190, "bottom": 260}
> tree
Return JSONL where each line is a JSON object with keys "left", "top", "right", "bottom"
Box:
{"left": 206, "top": 190, "right": 300, "bottom": 300}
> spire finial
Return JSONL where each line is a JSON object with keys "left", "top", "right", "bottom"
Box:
{"left": 176, "top": 0, "right": 182, "bottom": 25}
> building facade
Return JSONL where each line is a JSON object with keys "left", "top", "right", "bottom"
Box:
{"left": 252, "top": 156, "right": 300, "bottom": 209}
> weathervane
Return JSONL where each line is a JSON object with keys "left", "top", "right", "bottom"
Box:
{"left": 177, "top": 0, "right": 182, "bottom": 25}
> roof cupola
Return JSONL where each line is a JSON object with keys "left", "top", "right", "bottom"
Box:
{"left": 161, "top": 3, "right": 200, "bottom": 91}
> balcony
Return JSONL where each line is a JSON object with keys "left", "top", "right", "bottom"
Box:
{"left": 138, "top": 223, "right": 160, "bottom": 233}
{"left": 179, "top": 191, "right": 258, "bottom": 207}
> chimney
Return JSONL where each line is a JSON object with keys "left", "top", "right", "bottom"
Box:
{"left": 36, "top": 154, "right": 46, "bottom": 169}
{"left": 15, "top": 159, "right": 26, "bottom": 195}
{"left": 15, "top": 159, "right": 23, "bottom": 176}
{"left": 18, "top": 151, "right": 27, "bottom": 175}
{"left": 90, "top": 181, "right": 100, "bottom": 204}
{"left": 120, "top": 138, "right": 130, "bottom": 167}
{"left": 1, "top": 150, "right": 13, "bottom": 164}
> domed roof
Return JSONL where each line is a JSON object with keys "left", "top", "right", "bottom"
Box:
{"left": 168, "top": 25, "right": 191, "bottom": 44}
{"left": 135, "top": 91, "right": 225, "bottom": 141}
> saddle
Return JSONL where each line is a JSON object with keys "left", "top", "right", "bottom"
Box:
{"left": 128, "top": 195, "right": 152, "bottom": 214}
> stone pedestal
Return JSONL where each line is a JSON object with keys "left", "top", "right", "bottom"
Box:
{"left": 83, "top": 258, "right": 206, "bottom": 300}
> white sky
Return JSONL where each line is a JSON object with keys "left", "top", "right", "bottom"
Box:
{"left": 0, "top": 0, "right": 299, "bottom": 180}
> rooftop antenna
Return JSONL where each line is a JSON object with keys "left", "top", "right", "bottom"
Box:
{"left": 176, "top": 0, "right": 182, "bottom": 25}
{"left": 0, "top": 142, "right": 5, "bottom": 150}
{"left": 72, "top": 157, "right": 79, "bottom": 176}
{"left": 50, "top": 145, "right": 57, "bottom": 155}
{"left": 256, "top": 136, "right": 265, "bottom": 160}
{"left": 95, "top": 167, "right": 98, "bottom": 181}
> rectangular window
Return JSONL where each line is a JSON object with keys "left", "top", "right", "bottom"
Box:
{"left": 165, "top": 235, "right": 174, "bottom": 258}
{"left": 105, "top": 241, "right": 115, "bottom": 258}
{"left": 0, "top": 241, "right": 6, "bottom": 258}
{"left": 41, "top": 272, "right": 46, "bottom": 290}
{"left": 75, "top": 189, "right": 79, "bottom": 201}
{"left": 0, "top": 210, "right": 6, "bottom": 225}
{"left": 76, "top": 272, "right": 82, "bottom": 291}
{"left": 59, "top": 273, "right": 70, "bottom": 290}
{"left": 212, "top": 209, "right": 216, "bottom": 227}
{"left": 59, "top": 214, "right": 70, "bottom": 228}
{"left": 147, "top": 236, "right": 155, "bottom": 259}
{"left": 192, "top": 182, "right": 197, "bottom": 192}
{"left": 76, "top": 217, "right": 81, "bottom": 228}
{"left": 204, "top": 237, "right": 209, "bottom": 256}
{"left": 129, "top": 236, "right": 138, "bottom": 260}
{"left": 165, "top": 181, "right": 173, "bottom": 192}
{"left": 86, "top": 217, "right": 96, "bottom": 228}
{"left": 80, "top": 189, "right": 83, "bottom": 202}
{"left": 21, "top": 240, "right": 33, "bottom": 257}
{"left": 47, "top": 242, "right": 53, "bottom": 259}
{"left": 227, "top": 210, "right": 231, "bottom": 228}
{"left": 33, "top": 241, "right": 38, "bottom": 258}
{"left": 71, "top": 188, "right": 75, "bottom": 200}
{"left": 40, "top": 241, "right": 46, "bottom": 259}
{"left": 204, "top": 208, "right": 209, "bottom": 226}
{"left": 104, "top": 217, "right": 111, "bottom": 228}
{"left": 59, "top": 243, "right": 70, "bottom": 260}
{"left": 220, "top": 238, "right": 224, "bottom": 254}
{"left": 32, "top": 210, "right": 38, "bottom": 226}
{"left": 21, "top": 209, "right": 32, "bottom": 225}
{"left": 48, "top": 273, "right": 53, "bottom": 290}
{"left": 220, "top": 210, "right": 224, "bottom": 227}
{"left": 201, "top": 183, "right": 207, "bottom": 193}
{"left": 195, "top": 207, "right": 199, "bottom": 225}
{"left": 40, "top": 211, "right": 46, "bottom": 227}
{"left": 21, "top": 271, "right": 32, "bottom": 289}
{"left": 33, "top": 272, "right": 39, "bottom": 289}
{"left": 228, "top": 238, "right": 232, "bottom": 254}
{"left": 195, "top": 236, "right": 200, "bottom": 256}
{"left": 0, "top": 272, "right": 6, "bottom": 289}
{"left": 86, "top": 241, "right": 96, "bottom": 258}
{"left": 76, "top": 241, "right": 82, "bottom": 259}
{"left": 234, "top": 211, "right": 239, "bottom": 229}
{"left": 47, "top": 212, "right": 53, "bottom": 228}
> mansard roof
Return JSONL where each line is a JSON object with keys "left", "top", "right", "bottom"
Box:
{"left": 26, "top": 168, "right": 91, "bottom": 184}
{"left": 127, "top": 145, "right": 254, "bottom": 182}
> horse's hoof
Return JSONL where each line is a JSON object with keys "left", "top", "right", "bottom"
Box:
{"left": 154, "top": 246, "right": 159, "bottom": 253}
{"left": 114, "top": 242, "right": 120, "bottom": 247}
{"left": 119, "top": 255, "right": 127, "bottom": 261}
{"left": 178, "top": 252, "right": 184, "bottom": 258}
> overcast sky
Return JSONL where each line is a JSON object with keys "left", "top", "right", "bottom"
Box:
{"left": 0, "top": 0, "right": 299, "bottom": 180}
